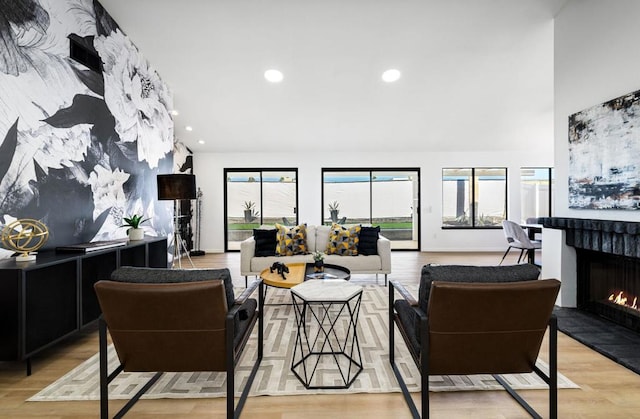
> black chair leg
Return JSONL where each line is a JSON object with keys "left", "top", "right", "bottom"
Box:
{"left": 499, "top": 246, "right": 512, "bottom": 265}
{"left": 421, "top": 317, "right": 429, "bottom": 419}
{"left": 226, "top": 318, "right": 235, "bottom": 419}
{"left": 549, "top": 316, "right": 558, "bottom": 419}
{"left": 495, "top": 317, "right": 557, "bottom": 419}
{"left": 389, "top": 283, "right": 395, "bottom": 364}
{"left": 100, "top": 316, "right": 162, "bottom": 419}
{"left": 226, "top": 284, "right": 264, "bottom": 419}
{"left": 99, "top": 317, "right": 109, "bottom": 419}
{"left": 389, "top": 283, "right": 420, "bottom": 418}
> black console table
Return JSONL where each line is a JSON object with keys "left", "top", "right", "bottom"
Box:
{"left": 0, "top": 237, "right": 168, "bottom": 375}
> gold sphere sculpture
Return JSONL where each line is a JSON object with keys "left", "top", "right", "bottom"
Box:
{"left": 1, "top": 219, "right": 49, "bottom": 262}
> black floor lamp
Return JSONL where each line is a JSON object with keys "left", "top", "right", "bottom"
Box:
{"left": 157, "top": 174, "right": 196, "bottom": 268}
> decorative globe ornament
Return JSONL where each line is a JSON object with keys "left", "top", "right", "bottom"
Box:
{"left": 1, "top": 219, "right": 49, "bottom": 262}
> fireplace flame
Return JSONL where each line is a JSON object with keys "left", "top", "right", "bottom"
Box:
{"left": 608, "top": 291, "right": 639, "bottom": 310}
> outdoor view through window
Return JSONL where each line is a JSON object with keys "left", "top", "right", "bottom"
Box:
{"left": 322, "top": 169, "right": 419, "bottom": 250}
{"left": 442, "top": 168, "right": 507, "bottom": 228}
{"left": 225, "top": 169, "right": 298, "bottom": 250}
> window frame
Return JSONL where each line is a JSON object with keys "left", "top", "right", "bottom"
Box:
{"left": 520, "top": 167, "right": 553, "bottom": 222}
{"left": 441, "top": 167, "right": 507, "bottom": 229}
{"left": 321, "top": 167, "right": 421, "bottom": 250}
{"left": 223, "top": 167, "right": 299, "bottom": 252}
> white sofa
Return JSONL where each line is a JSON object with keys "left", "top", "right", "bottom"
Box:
{"left": 240, "top": 224, "right": 392, "bottom": 285}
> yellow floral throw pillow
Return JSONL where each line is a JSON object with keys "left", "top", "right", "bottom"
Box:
{"left": 275, "top": 223, "right": 308, "bottom": 256}
{"left": 326, "top": 223, "right": 361, "bottom": 256}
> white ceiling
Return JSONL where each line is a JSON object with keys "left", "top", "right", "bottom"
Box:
{"left": 99, "top": 0, "right": 568, "bottom": 154}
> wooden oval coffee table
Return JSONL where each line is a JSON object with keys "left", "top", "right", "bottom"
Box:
{"left": 260, "top": 262, "right": 350, "bottom": 289}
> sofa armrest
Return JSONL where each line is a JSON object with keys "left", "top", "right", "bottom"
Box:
{"left": 240, "top": 236, "right": 256, "bottom": 276}
{"left": 377, "top": 234, "right": 391, "bottom": 273}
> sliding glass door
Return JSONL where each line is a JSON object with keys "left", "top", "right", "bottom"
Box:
{"left": 322, "top": 168, "right": 419, "bottom": 250}
{"left": 225, "top": 169, "right": 298, "bottom": 251}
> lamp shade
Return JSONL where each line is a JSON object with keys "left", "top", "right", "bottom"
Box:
{"left": 157, "top": 174, "right": 197, "bottom": 200}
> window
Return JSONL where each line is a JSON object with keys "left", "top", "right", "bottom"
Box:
{"left": 224, "top": 169, "right": 298, "bottom": 251}
{"left": 442, "top": 168, "right": 506, "bottom": 228}
{"left": 520, "top": 167, "right": 553, "bottom": 223}
{"left": 322, "top": 168, "right": 420, "bottom": 250}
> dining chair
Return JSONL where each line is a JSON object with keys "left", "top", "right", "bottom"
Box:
{"left": 500, "top": 219, "right": 541, "bottom": 265}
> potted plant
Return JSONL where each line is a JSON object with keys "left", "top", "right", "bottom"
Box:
{"left": 313, "top": 251, "right": 325, "bottom": 272}
{"left": 328, "top": 201, "right": 340, "bottom": 223}
{"left": 243, "top": 201, "right": 257, "bottom": 223}
{"left": 122, "top": 214, "right": 149, "bottom": 241}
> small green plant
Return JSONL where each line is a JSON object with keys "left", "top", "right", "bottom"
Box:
{"left": 121, "top": 214, "right": 149, "bottom": 229}
{"left": 328, "top": 201, "right": 340, "bottom": 211}
{"left": 313, "top": 251, "right": 325, "bottom": 262}
{"left": 243, "top": 201, "right": 256, "bottom": 210}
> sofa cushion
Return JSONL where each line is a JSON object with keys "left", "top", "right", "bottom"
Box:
{"left": 324, "top": 254, "right": 381, "bottom": 270}
{"left": 315, "top": 225, "right": 331, "bottom": 252}
{"left": 326, "top": 223, "right": 361, "bottom": 256}
{"left": 253, "top": 228, "right": 277, "bottom": 256}
{"left": 358, "top": 226, "right": 380, "bottom": 255}
{"left": 306, "top": 225, "right": 317, "bottom": 252}
{"left": 275, "top": 223, "right": 308, "bottom": 256}
{"left": 394, "top": 299, "right": 421, "bottom": 354}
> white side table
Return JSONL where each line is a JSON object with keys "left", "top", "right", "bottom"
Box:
{"left": 290, "top": 279, "right": 363, "bottom": 389}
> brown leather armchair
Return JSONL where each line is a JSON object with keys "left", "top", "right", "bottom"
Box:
{"left": 94, "top": 267, "right": 263, "bottom": 419}
{"left": 389, "top": 264, "right": 560, "bottom": 418}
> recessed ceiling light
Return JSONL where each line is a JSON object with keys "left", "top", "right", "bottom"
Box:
{"left": 264, "top": 69, "right": 284, "bottom": 83}
{"left": 170, "top": 110, "right": 179, "bottom": 116}
{"left": 198, "top": 140, "right": 205, "bottom": 144}
{"left": 185, "top": 126, "right": 193, "bottom": 131}
{"left": 382, "top": 69, "right": 401, "bottom": 83}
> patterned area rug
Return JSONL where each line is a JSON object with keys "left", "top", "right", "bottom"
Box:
{"left": 29, "top": 285, "right": 578, "bottom": 401}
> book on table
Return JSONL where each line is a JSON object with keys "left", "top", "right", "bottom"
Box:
{"left": 56, "top": 239, "right": 128, "bottom": 253}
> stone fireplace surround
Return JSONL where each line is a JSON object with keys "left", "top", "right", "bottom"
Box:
{"left": 541, "top": 217, "right": 640, "bottom": 375}
{"left": 542, "top": 217, "right": 640, "bottom": 327}
{"left": 542, "top": 217, "right": 640, "bottom": 258}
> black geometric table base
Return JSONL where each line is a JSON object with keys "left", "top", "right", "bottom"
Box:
{"left": 291, "top": 290, "right": 363, "bottom": 389}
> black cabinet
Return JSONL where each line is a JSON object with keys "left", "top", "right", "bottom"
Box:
{"left": 0, "top": 237, "right": 167, "bottom": 374}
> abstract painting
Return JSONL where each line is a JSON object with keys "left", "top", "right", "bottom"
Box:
{"left": 568, "top": 89, "right": 640, "bottom": 210}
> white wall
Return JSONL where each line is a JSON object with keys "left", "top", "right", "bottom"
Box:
{"left": 195, "top": 150, "right": 552, "bottom": 253}
{"left": 546, "top": 0, "right": 640, "bottom": 306}
{"left": 554, "top": 0, "right": 640, "bottom": 222}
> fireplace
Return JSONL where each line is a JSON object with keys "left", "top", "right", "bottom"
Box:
{"left": 543, "top": 217, "right": 640, "bottom": 333}
{"left": 576, "top": 249, "right": 640, "bottom": 333}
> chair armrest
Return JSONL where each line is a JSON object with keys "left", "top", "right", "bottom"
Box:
{"left": 234, "top": 278, "right": 262, "bottom": 305}
{"left": 389, "top": 279, "right": 419, "bottom": 306}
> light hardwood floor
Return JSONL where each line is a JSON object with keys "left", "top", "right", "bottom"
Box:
{"left": 1, "top": 251, "right": 640, "bottom": 418}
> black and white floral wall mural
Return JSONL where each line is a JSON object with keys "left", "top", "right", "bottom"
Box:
{"left": 0, "top": 0, "right": 176, "bottom": 256}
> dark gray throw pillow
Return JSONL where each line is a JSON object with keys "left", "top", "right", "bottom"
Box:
{"left": 358, "top": 226, "right": 380, "bottom": 255}
{"left": 253, "top": 228, "right": 277, "bottom": 256}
